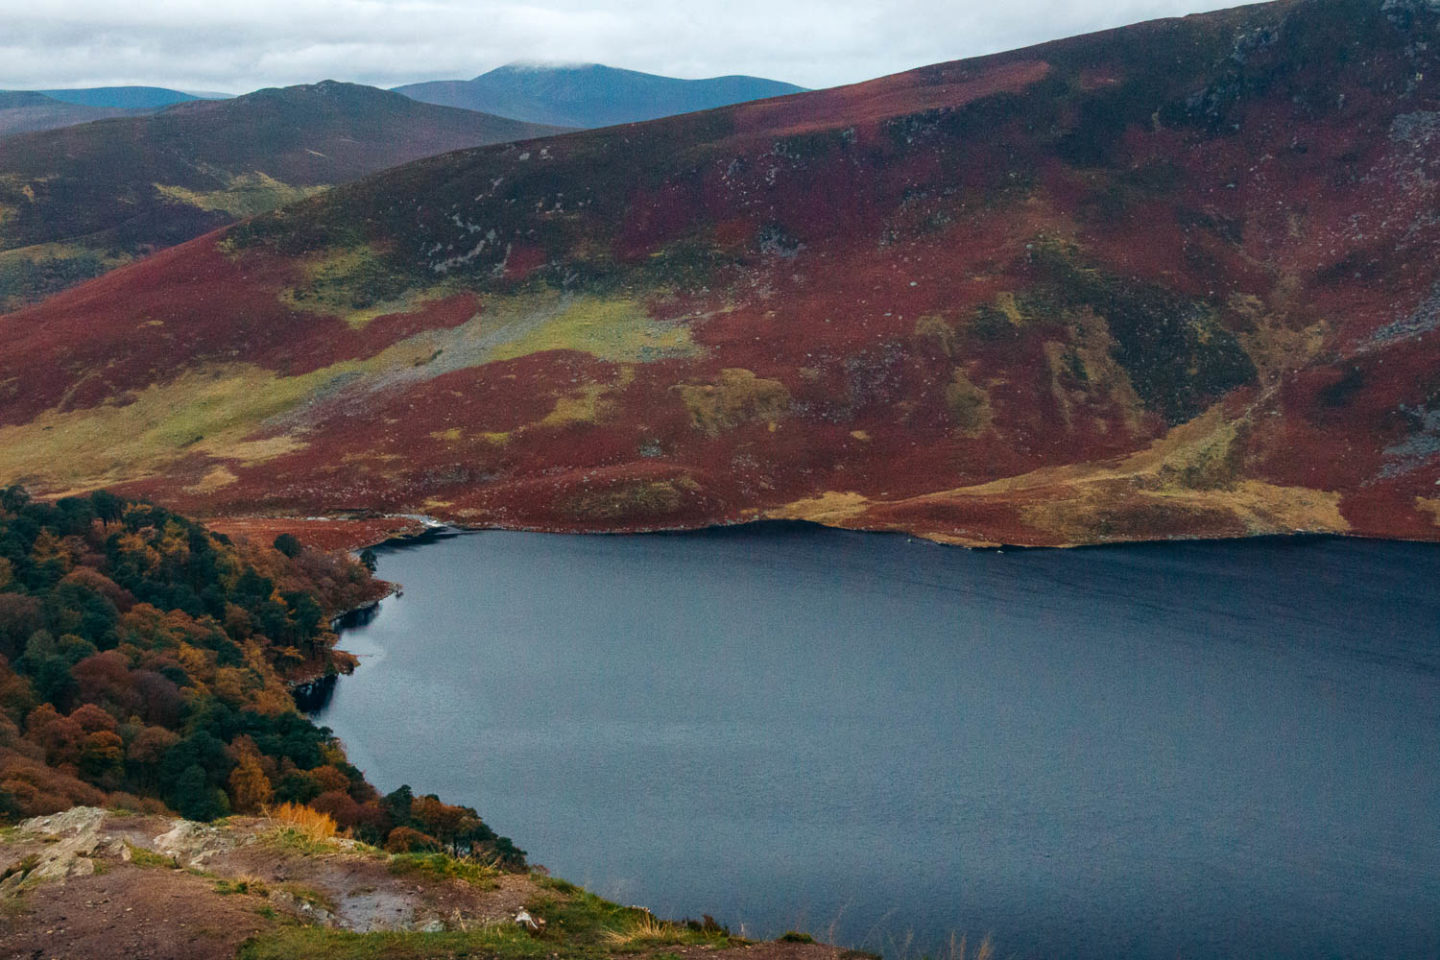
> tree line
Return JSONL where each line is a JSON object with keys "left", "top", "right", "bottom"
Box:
{"left": 0, "top": 487, "right": 523, "bottom": 866}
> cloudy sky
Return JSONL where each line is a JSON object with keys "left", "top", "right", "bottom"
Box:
{"left": 1, "top": 0, "right": 1245, "bottom": 94}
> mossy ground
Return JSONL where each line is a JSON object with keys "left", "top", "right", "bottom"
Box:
{"left": 154, "top": 173, "right": 327, "bottom": 219}
{"left": 0, "top": 241, "right": 133, "bottom": 311}
{"left": 279, "top": 245, "right": 455, "bottom": 329}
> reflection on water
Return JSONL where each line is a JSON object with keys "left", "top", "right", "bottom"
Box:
{"left": 314, "top": 525, "right": 1440, "bottom": 960}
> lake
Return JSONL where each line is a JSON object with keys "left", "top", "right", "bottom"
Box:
{"left": 312, "top": 524, "right": 1440, "bottom": 960}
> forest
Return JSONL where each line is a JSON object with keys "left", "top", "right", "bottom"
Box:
{"left": 0, "top": 487, "right": 523, "bottom": 866}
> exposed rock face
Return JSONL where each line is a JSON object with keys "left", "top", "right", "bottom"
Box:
{"left": 5, "top": 0, "right": 1440, "bottom": 547}
{"left": 3, "top": 807, "right": 113, "bottom": 888}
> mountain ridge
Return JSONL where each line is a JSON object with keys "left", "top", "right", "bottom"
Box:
{"left": 34, "top": 85, "right": 228, "bottom": 109}
{"left": 395, "top": 62, "right": 806, "bottom": 127}
{"left": 0, "top": 90, "right": 143, "bottom": 137}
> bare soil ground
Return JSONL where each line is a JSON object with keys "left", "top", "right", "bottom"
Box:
{"left": 0, "top": 809, "right": 858, "bottom": 960}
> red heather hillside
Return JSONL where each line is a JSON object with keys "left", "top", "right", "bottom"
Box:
{"left": 4, "top": 0, "right": 1440, "bottom": 548}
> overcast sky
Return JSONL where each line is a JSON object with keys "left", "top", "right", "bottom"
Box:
{"left": 0, "top": 0, "right": 1247, "bottom": 94}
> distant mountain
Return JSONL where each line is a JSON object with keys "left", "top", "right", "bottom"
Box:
{"left": 0, "top": 87, "right": 234, "bottom": 138}
{"left": 36, "top": 85, "right": 231, "bottom": 110}
{"left": 7, "top": 0, "right": 1440, "bottom": 549}
{"left": 0, "top": 90, "right": 142, "bottom": 136}
{"left": 0, "top": 80, "right": 564, "bottom": 309}
{"left": 395, "top": 62, "right": 805, "bottom": 127}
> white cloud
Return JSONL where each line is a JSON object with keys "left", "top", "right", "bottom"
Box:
{"left": 0, "top": 0, "right": 1244, "bottom": 94}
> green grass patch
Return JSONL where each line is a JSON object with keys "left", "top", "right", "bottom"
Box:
{"left": 484, "top": 293, "right": 699, "bottom": 365}
{"left": 154, "top": 173, "right": 326, "bottom": 219}
{"left": 237, "top": 925, "right": 549, "bottom": 960}
{"left": 0, "top": 241, "right": 131, "bottom": 311}
{"left": 780, "top": 931, "right": 815, "bottom": 943}
{"left": 215, "top": 877, "right": 270, "bottom": 897}
{"left": 528, "top": 888, "right": 734, "bottom": 951}
{"left": 125, "top": 842, "right": 178, "bottom": 869}
{"left": 535, "top": 875, "right": 581, "bottom": 895}
{"left": 264, "top": 825, "right": 345, "bottom": 857}
{"left": 278, "top": 244, "right": 453, "bottom": 329}
{"left": 388, "top": 852, "right": 499, "bottom": 888}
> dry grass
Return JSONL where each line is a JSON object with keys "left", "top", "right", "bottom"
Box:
{"left": 265, "top": 802, "right": 338, "bottom": 843}
{"left": 214, "top": 874, "right": 271, "bottom": 897}
{"left": 678, "top": 368, "right": 791, "bottom": 435}
{"left": 944, "top": 369, "right": 992, "bottom": 438}
{"left": 599, "top": 911, "right": 688, "bottom": 946}
{"left": 944, "top": 933, "right": 995, "bottom": 960}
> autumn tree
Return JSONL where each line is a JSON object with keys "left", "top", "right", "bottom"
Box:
{"left": 229, "top": 754, "right": 274, "bottom": 813}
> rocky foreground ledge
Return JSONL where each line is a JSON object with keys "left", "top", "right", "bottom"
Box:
{"left": 0, "top": 807, "right": 862, "bottom": 960}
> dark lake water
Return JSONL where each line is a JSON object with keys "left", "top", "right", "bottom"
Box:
{"left": 312, "top": 524, "right": 1440, "bottom": 960}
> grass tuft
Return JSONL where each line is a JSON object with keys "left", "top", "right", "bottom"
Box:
{"left": 598, "top": 911, "right": 688, "bottom": 947}
{"left": 267, "top": 802, "right": 338, "bottom": 842}
{"left": 944, "top": 933, "right": 995, "bottom": 960}
{"left": 388, "top": 852, "right": 499, "bottom": 888}
{"left": 215, "top": 875, "right": 270, "bottom": 897}
{"left": 125, "top": 842, "right": 178, "bottom": 869}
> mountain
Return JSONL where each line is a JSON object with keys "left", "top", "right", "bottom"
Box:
{"left": 395, "top": 62, "right": 805, "bottom": 127}
{"left": 0, "top": 91, "right": 142, "bottom": 136}
{"left": 4, "top": 0, "right": 1440, "bottom": 548}
{"left": 0, "top": 81, "right": 564, "bottom": 309}
{"left": 35, "top": 85, "right": 230, "bottom": 109}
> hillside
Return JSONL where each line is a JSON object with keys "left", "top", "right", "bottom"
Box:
{"left": 0, "top": 82, "right": 564, "bottom": 309}
{"left": 0, "top": 90, "right": 141, "bottom": 137}
{"left": 395, "top": 63, "right": 804, "bottom": 127}
{"left": 4, "top": 0, "right": 1440, "bottom": 548}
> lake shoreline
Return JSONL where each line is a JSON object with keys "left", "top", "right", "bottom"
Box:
{"left": 314, "top": 527, "right": 1440, "bottom": 959}
{"left": 345, "top": 512, "right": 1399, "bottom": 556}
{"left": 209, "top": 505, "right": 1440, "bottom": 557}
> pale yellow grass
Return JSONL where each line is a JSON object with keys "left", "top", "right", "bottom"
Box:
{"left": 265, "top": 802, "right": 338, "bottom": 843}
{"left": 771, "top": 404, "right": 1348, "bottom": 544}
{"left": 600, "top": 912, "right": 688, "bottom": 946}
